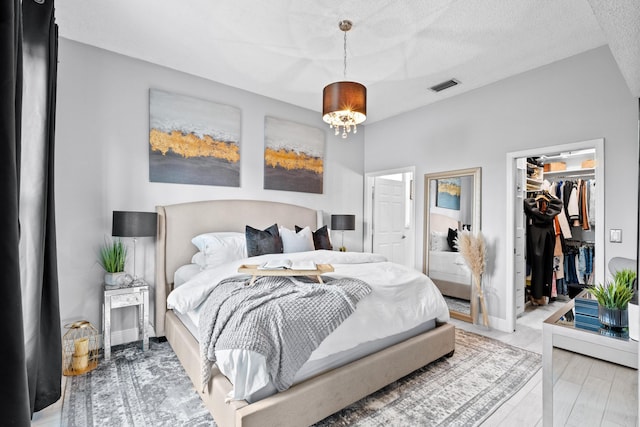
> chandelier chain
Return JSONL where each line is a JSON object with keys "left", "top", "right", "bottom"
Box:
{"left": 343, "top": 30, "right": 347, "bottom": 79}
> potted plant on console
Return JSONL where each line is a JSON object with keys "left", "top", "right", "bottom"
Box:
{"left": 99, "top": 238, "right": 127, "bottom": 287}
{"left": 612, "top": 268, "right": 637, "bottom": 340}
{"left": 588, "top": 270, "right": 635, "bottom": 332}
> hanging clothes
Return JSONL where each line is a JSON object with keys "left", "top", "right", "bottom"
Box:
{"left": 565, "top": 249, "right": 579, "bottom": 284}
{"left": 579, "top": 180, "right": 590, "bottom": 230}
{"left": 567, "top": 184, "right": 580, "bottom": 225}
{"left": 589, "top": 180, "right": 596, "bottom": 226}
{"left": 552, "top": 215, "right": 567, "bottom": 297}
{"left": 524, "top": 195, "right": 563, "bottom": 301}
{"left": 549, "top": 181, "right": 572, "bottom": 239}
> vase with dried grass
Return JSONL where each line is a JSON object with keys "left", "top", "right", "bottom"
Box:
{"left": 455, "top": 230, "right": 489, "bottom": 327}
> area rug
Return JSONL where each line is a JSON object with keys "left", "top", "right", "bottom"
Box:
{"left": 444, "top": 296, "right": 471, "bottom": 315}
{"left": 62, "top": 329, "right": 541, "bottom": 426}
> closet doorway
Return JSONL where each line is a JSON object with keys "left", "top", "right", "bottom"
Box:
{"left": 505, "top": 139, "right": 604, "bottom": 332}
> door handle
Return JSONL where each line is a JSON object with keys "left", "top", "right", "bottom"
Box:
{"left": 401, "top": 235, "right": 406, "bottom": 239}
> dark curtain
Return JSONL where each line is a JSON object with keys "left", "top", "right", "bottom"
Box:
{"left": 0, "top": 0, "right": 60, "bottom": 424}
{"left": 0, "top": 0, "right": 30, "bottom": 423}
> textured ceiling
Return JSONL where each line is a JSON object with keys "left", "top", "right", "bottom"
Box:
{"left": 56, "top": 0, "right": 638, "bottom": 124}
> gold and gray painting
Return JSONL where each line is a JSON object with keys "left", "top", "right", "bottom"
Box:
{"left": 149, "top": 89, "right": 240, "bottom": 187}
{"left": 264, "top": 116, "right": 324, "bottom": 194}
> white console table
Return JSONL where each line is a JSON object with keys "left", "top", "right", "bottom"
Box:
{"left": 542, "top": 298, "right": 638, "bottom": 426}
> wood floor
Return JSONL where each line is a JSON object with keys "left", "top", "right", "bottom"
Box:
{"left": 32, "top": 300, "right": 638, "bottom": 426}
{"left": 453, "top": 301, "right": 639, "bottom": 426}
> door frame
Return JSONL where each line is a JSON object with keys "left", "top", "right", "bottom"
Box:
{"left": 364, "top": 166, "right": 416, "bottom": 269}
{"left": 505, "top": 138, "right": 604, "bottom": 332}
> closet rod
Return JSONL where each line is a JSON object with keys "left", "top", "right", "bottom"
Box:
{"left": 548, "top": 173, "right": 595, "bottom": 179}
{"left": 543, "top": 168, "right": 595, "bottom": 179}
{"left": 565, "top": 239, "right": 595, "bottom": 246}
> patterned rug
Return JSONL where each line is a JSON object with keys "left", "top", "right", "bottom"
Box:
{"left": 62, "top": 329, "right": 541, "bottom": 426}
{"left": 444, "top": 296, "right": 471, "bottom": 315}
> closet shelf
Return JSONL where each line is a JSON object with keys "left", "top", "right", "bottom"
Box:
{"left": 543, "top": 168, "right": 595, "bottom": 178}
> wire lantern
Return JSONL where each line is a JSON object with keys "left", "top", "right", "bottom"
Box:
{"left": 62, "top": 320, "right": 99, "bottom": 376}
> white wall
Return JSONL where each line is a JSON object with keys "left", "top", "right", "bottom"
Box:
{"left": 55, "top": 39, "right": 365, "bottom": 341}
{"left": 365, "top": 46, "right": 638, "bottom": 330}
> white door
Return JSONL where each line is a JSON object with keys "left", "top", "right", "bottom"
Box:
{"left": 514, "top": 158, "right": 527, "bottom": 316}
{"left": 373, "top": 177, "right": 407, "bottom": 265}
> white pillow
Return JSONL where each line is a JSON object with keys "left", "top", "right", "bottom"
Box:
{"left": 191, "top": 232, "right": 247, "bottom": 269}
{"left": 279, "top": 226, "right": 315, "bottom": 253}
{"left": 192, "top": 231, "right": 245, "bottom": 253}
{"left": 174, "top": 263, "right": 201, "bottom": 287}
{"left": 430, "top": 231, "right": 449, "bottom": 252}
{"left": 191, "top": 252, "right": 207, "bottom": 268}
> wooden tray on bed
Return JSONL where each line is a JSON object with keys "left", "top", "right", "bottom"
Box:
{"left": 238, "top": 264, "right": 334, "bottom": 285}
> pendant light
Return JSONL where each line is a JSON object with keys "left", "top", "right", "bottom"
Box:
{"left": 322, "top": 20, "right": 366, "bottom": 139}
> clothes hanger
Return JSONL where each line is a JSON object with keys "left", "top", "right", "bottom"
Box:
{"left": 535, "top": 191, "right": 550, "bottom": 202}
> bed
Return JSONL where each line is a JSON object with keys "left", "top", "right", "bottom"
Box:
{"left": 428, "top": 213, "right": 472, "bottom": 300}
{"left": 155, "top": 199, "right": 455, "bottom": 427}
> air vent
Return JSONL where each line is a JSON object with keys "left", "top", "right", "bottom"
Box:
{"left": 429, "top": 79, "right": 460, "bottom": 93}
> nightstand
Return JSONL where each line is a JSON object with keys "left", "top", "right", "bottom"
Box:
{"left": 102, "top": 282, "right": 149, "bottom": 360}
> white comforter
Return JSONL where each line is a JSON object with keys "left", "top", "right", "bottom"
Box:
{"left": 428, "top": 250, "right": 473, "bottom": 284}
{"left": 167, "top": 250, "right": 449, "bottom": 400}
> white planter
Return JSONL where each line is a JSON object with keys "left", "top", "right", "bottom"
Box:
{"left": 104, "top": 272, "right": 126, "bottom": 286}
{"left": 628, "top": 302, "right": 638, "bottom": 341}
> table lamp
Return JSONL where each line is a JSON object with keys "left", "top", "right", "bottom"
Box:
{"left": 112, "top": 211, "right": 157, "bottom": 284}
{"left": 331, "top": 214, "right": 355, "bottom": 252}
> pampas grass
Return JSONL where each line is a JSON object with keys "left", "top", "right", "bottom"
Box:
{"left": 455, "top": 230, "right": 489, "bottom": 326}
{"left": 455, "top": 231, "right": 486, "bottom": 279}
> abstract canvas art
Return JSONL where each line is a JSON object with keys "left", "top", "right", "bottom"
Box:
{"left": 436, "top": 177, "right": 461, "bottom": 210}
{"left": 263, "top": 116, "right": 325, "bottom": 194}
{"left": 149, "top": 89, "right": 241, "bottom": 187}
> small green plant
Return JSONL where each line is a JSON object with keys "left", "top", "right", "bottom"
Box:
{"left": 99, "top": 239, "right": 127, "bottom": 273}
{"left": 613, "top": 268, "right": 636, "bottom": 290}
{"left": 588, "top": 277, "right": 634, "bottom": 310}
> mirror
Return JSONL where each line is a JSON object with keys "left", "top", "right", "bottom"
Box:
{"left": 424, "top": 167, "right": 481, "bottom": 323}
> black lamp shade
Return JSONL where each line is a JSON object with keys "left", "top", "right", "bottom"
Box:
{"left": 112, "top": 211, "right": 157, "bottom": 237}
{"left": 331, "top": 214, "right": 356, "bottom": 231}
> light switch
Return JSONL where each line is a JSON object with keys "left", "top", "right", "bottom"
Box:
{"left": 610, "top": 229, "right": 622, "bottom": 243}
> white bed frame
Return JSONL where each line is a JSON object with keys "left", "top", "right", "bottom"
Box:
{"left": 155, "top": 199, "right": 455, "bottom": 427}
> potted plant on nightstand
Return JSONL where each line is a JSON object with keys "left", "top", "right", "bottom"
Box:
{"left": 99, "top": 238, "right": 127, "bottom": 286}
{"left": 588, "top": 272, "right": 635, "bottom": 331}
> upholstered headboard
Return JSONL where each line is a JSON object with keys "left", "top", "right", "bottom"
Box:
{"left": 154, "top": 199, "right": 321, "bottom": 336}
{"left": 430, "top": 213, "right": 460, "bottom": 233}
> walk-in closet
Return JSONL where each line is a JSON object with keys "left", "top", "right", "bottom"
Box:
{"left": 512, "top": 143, "right": 603, "bottom": 321}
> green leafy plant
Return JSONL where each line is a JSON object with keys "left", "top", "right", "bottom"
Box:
{"left": 99, "top": 239, "right": 127, "bottom": 273}
{"left": 588, "top": 276, "right": 634, "bottom": 310}
{"left": 612, "top": 268, "right": 636, "bottom": 290}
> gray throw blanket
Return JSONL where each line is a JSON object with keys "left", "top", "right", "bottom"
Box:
{"left": 199, "top": 275, "right": 371, "bottom": 394}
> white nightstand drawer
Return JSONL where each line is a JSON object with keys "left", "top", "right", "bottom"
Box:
{"left": 110, "top": 292, "right": 143, "bottom": 308}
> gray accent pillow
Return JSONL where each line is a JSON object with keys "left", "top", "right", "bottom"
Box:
{"left": 246, "top": 224, "right": 283, "bottom": 257}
